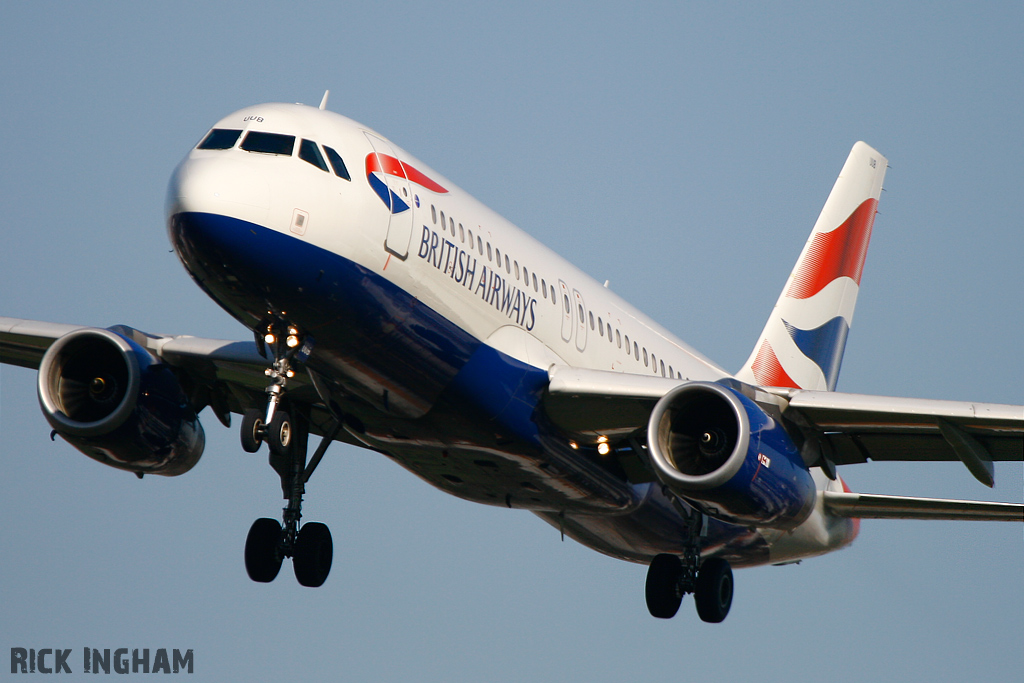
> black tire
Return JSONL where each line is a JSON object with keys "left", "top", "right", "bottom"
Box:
{"left": 240, "top": 409, "right": 264, "bottom": 453}
{"left": 293, "top": 522, "right": 333, "bottom": 588}
{"left": 266, "top": 411, "right": 292, "bottom": 456}
{"left": 645, "top": 553, "right": 683, "bottom": 619}
{"left": 694, "top": 557, "right": 733, "bottom": 623}
{"left": 245, "top": 518, "right": 283, "bottom": 583}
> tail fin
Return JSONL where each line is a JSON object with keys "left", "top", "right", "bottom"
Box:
{"left": 736, "top": 142, "right": 887, "bottom": 391}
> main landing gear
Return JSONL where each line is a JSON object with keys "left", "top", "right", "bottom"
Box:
{"left": 241, "top": 323, "right": 337, "bottom": 588}
{"left": 644, "top": 511, "right": 734, "bottom": 623}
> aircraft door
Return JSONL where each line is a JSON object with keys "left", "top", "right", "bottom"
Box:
{"left": 573, "top": 289, "right": 588, "bottom": 352}
{"left": 364, "top": 133, "right": 414, "bottom": 259}
{"left": 558, "top": 280, "right": 573, "bottom": 342}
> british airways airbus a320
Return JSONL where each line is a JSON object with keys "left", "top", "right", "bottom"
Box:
{"left": 2, "top": 93, "right": 1020, "bottom": 623}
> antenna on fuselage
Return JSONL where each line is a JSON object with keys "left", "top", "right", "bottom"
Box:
{"left": 319, "top": 90, "right": 330, "bottom": 111}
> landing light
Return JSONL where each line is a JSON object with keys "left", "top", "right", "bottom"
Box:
{"left": 286, "top": 335, "right": 300, "bottom": 348}
{"left": 597, "top": 442, "right": 611, "bottom": 456}
{"left": 264, "top": 333, "right": 276, "bottom": 345}
{"left": 569, "top": 441, "right": 578, "bottom": 450}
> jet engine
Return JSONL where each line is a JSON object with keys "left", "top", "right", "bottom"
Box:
{"left": 37, "top": 327, "right": 205, "bottom": 476}
{"left": 646, "top": 382, "right": 815, "bottom": 529}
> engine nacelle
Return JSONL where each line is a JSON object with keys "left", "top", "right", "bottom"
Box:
{"left": 647, "top": 382, "right": 815, "bottom": 529}
{"left": 37, "top": 327, "right": 205, "bottom": 476}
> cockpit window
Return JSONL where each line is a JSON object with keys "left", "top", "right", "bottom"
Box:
{"left": 197, "top": 128, "right": 242, "bottom": 150}
{"left": 240, "top": 131, "right": 295, "bottom": 156}
{"left": 323, "top": 145, "right": 351, "bottom": 181}
{"left": 299, "top": 139, "right": 329, "bottom": 172}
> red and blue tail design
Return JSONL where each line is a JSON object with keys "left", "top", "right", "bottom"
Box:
{"left": 737, "top": 142, "right": 887, "bottom": 391}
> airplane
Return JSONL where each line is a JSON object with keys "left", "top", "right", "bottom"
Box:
{"left": 1, "top": 92, "right": 1020, "bottom": 623}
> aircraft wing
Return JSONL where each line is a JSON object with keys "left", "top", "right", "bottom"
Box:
{"left": 1, "top": 316, "right": 272, "bottom": 389}
{"left": 0, "top": 318, "right": 86, "bottom": 369}
{"left": 543, "top": 365, "right": 1024, "bottom": 487}
{"left": 765, "top": 387, "right": 1022, "bottom": 483}
{"left": 0, "top": 316, "right": 354, "bottom": 444}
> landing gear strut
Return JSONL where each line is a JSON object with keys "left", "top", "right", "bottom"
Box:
{"left": 240, "top": 322, "right": 337, "bottom": 588}
{"left": 644, "top": 509, "right": 734, "bottom": 623}
{"left": 240, "top": 322, "right": 304, "bottom": 456}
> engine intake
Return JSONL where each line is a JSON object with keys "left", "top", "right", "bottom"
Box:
{"left": 37, "top": 328, "right": 204, "bottom": 476}
{"left": 647, "top": 382, "right": 815, "bottom": 529}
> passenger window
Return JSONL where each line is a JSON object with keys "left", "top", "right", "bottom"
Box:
{"left": 468, "top": 228, "right": 473, "bottom": 244}
{"left": 299, "top": 140, "right": 329, "bottom": 172}
{"left": 598, "top": 317, "right": 603, "bottom": 336}
{"left": 449, "top": 217, "right": 455, "bottom": 236}
{"left": 616, "top": 330, "right": 621, "bottom": 348}
{"left": 459, "top": 223, "right": 465, "bottom": 242}
{"left": 563, "top": 295, "right": 571, "bottom": 314}
{"left": 522, "top": 266, "right": 528, "bottom": 284}
{"left": 197, "top": 128, "right": 242, "bottom": 150}
{"left": 669, "top": 365, "right": 673, "bottom": 377}
{"left": 532, "top": 273, "right": 538, "bottom": 292}
{"left": 589, "top": 311, "right": 594, "bottom": 330}
{"left": 514, "top": 261, "right": 520, "bottom": 279}
{"left": 478, "top": 236, "right": 483, "bottom": 255}
{"left": 441, "top": 211, "right": 446, "bottom": 232}
{"left": 660, "top": 360, "right": 666, "bottom": 377}
{"left": 487, "top": 243, "right": 493, "bottom": 260}
{"left": 578, "top": 304, "right": 585, "bottom": 322}
{"left": 431, "top": 205, "right": 437, "bottom": 224}
{"left": 240, "top": 131, "right": 295, "bottom": 155}
{"left": 495, "top": 247, "right": 501, "bottom": 264}
{"left": 634, "top": 342, "right": 639, "bottom": 360}
{"left": 624, "top": 335, "right": 630, "bottom": 351}
{"left": 551, "top": 285, "right": 557, "bottom": 304}
{"left": 505, "top": 254, "right": 510, "bottom": 273}
{"left": 323, "top": 146, "right": 351, "bottom": 180}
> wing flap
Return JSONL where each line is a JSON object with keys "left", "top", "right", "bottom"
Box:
{"left": 771, "top": 388, "right": 1023, "bottom": 481}
{"left": 822, "top": 490, "right": 1023, "bottom": 522}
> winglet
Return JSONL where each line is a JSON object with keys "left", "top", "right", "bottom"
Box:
{"left": 736, "top": 142, "right": 887, "bottom": 391}
{"left": 319, "top": 90, "right": 330, "bottom": 111}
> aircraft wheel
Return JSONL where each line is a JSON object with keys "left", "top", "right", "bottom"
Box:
{"left": 245, "top": 518, "right": 283, "bottom": 583}
{"left": 240, "top": 409, "right": 264, "bottom": 453}
{"left": 645, "top": 553, "right": 683, "bottom": 619}
{"left": 293, "top": 522, "right": 333, "bottom": 588}
{"left": 266, "top": 411, "right": 293, "bottom": 456}
{"left": 694, "top": 557, "right": 733, "bottom": 623}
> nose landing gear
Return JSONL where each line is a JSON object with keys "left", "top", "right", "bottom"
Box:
{"left": 241, "top": 322, "right": 337, "bottom": 588}
{"left": 240, "top": 322, "right": 307, "bottom": 455}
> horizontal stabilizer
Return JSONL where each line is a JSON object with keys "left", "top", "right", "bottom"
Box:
{"left": 823, "top": 490, "right": 1023, "bottom": 522}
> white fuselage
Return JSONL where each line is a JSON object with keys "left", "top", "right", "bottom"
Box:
{"left": 167, "top": 102, "right": 857, "bottom": 567}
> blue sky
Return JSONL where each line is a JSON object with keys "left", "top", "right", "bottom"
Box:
{"left": 1, "top": 2, "right": 1020, "bottom": 681}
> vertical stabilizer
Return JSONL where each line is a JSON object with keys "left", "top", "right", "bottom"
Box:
{"left": 736, "top": 142, "right": 887, "bottom": 391}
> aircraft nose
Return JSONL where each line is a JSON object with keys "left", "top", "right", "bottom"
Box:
{"left": 166, "top": 156, "right": 271, "bottom": 219}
